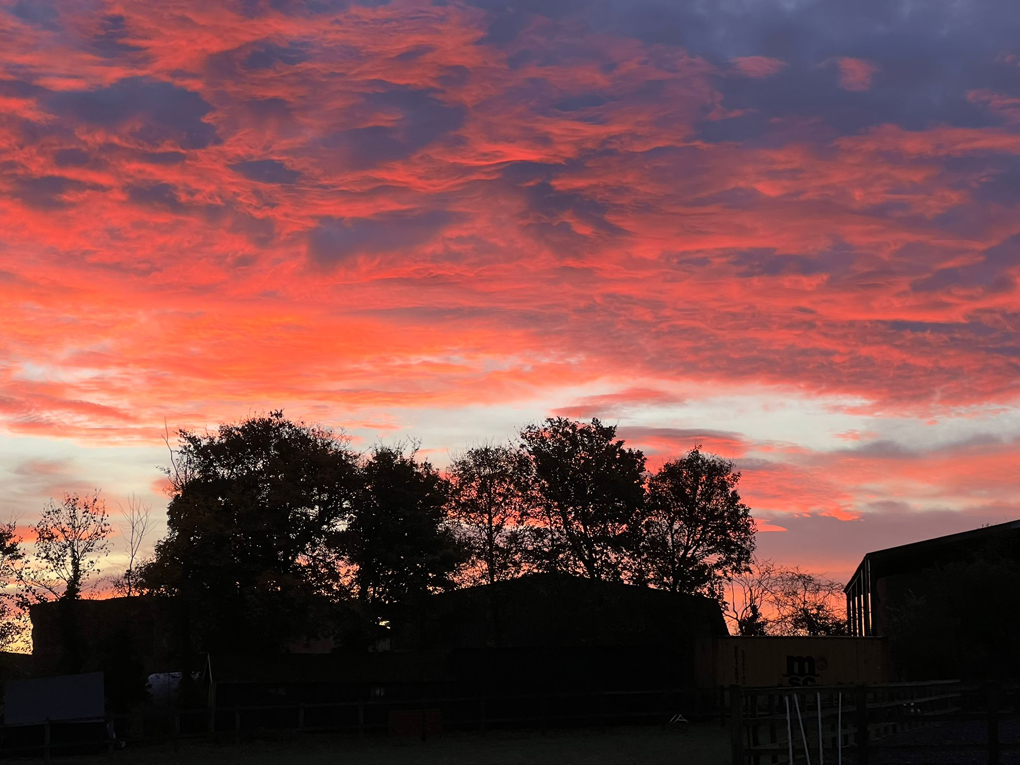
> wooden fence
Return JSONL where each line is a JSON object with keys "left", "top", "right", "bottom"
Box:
{"left": 728, "top": 680, "right": 1020, "bottom": 764}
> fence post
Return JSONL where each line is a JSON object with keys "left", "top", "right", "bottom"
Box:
{"left": 729, "top": 685, "right": 744, "bottom": 765}
{"left": 357, "top": 703, "right": 365, "bottom": 739}
{"left": 855, "top": 686, "right": 870, "bottom": 765}
{"left": 173, "top": 710, "right": 180, "bottom": 753}
{"left": 233, "top": 708, "right": 241, "bottom": 745}
{"left": 479, "top": 695, "right": 486, "bottom": 732}
{"left": 44, "top": 718, "right": 51, "bottom": 763}
{"left": 297, "top": 703, "right": 304, "bottom": 732}
{"left": 987, "top": 682, "right": 1000, "bottom": 765}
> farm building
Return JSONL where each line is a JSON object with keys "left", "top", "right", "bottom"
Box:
{"left": 845, "top": 518, "right": 1020, "bottom": 638}
{"left": 844, "top": 518, "right": 1020, "bottom": 679}
{"left": 391, "top": 573, "right": 728, "bottom": 694}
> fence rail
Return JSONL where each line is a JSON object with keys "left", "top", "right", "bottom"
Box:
{"left": 0, "top": 686, "right": 698, "bottom": 760}
{"left": 728, "top": 680, "right": 1020, "bottom": 765}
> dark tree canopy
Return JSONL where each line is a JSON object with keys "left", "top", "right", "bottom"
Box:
{"left": 520, "top": 418, "right": 646, "bottom": 581}
{"left": 638, "top": 447, "right": 755, "bottom": 598}
{"left": 141, "top": 411, "right": 360, "bottom": 650}
{"left": 448, "top": 443, "right": 537, "bottom": 585}
{"left": 341, "top": 445, "right": 464, "bottom": 609}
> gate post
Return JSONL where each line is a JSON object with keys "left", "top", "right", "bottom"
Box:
{"left": 987, "top": 682, "right": 1000, "bottom": 765}
{"left": 855, "top": 686, "right": 870, "bottom": 765}
{"left": 730, "top": 685, "right": 744, "bottom": 765}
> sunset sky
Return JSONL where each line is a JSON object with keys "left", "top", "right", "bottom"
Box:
{"left": 2, "top": 0, "right": 1019, "bottom": 586}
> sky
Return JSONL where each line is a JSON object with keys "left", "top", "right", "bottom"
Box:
{"left": 1, "top": 0, "right": 1019, "bottom": 586}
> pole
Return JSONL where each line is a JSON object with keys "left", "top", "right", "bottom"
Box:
{"left": 855, "top": 686, "right": 869, "bottom": 765}
{"left": 987, "top": 682, "right": 1000, "bottom": 765}
{"left": 785, "top": 696, "right": 793, "bottom": 765}
{"left": 730, "top": 685, "right": 744, "bottom": 765}
{"left": 793, "top": 694, "right": 812, "bottom": 765}
{"left": 817, "top": 692, "right": 824, "bottom": 765}
{"left": 837, "top": 692, "right": 842, "bottom": 765}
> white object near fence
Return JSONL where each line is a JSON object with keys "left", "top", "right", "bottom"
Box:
{"left": 793, "top": 694, "right": 812, "bottom": 765}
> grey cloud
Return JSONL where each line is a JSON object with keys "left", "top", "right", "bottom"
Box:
{"left": 46, "top": 77, "right": 218, "bottom": 149}
{"left": 307, "top": 210, "right": 455, "bottom": 266}
{"left": 230, "top": 159, "right": 302, "bottom": 184}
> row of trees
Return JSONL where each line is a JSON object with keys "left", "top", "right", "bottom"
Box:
{"left": 0, "top": 411, "right": 846, "bottom": 653}
{"left": 137, "top": 412, "right": 760, "bottom": 651}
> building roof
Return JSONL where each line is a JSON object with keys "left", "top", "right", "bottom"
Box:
{"left": 393, "top": 572, "right": 728, "bottom": 651}
{"left": 845, "top": 518, "right": 1020, "bottom": 593}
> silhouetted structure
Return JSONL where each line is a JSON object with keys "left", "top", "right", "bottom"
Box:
{"left": 393, "top": 573, "right": 727, "bottom": 694}
{"left": 845, "top": 519, "right": 1020, "bottom": 637}
{"left": 30, "top": 597, "right": 177, "bottom": 678}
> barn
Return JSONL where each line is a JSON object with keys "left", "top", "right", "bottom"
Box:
{"left": 844, "top": 518, "right": 1020, "bottom": 679}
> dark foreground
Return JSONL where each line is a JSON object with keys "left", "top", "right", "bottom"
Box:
{"left": 13, "top": 725, "right": 729, "bottom": 765}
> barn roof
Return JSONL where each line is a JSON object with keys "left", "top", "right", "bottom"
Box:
{"left": 845, "top": 517, "right": 1020, "bottom": 594}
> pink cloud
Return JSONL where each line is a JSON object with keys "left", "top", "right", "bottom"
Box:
{"left": 731, "top": 56, "right": 787, "bottom": 78}
{"left": 834, "top": 57, "right": 879, "bottom": 90}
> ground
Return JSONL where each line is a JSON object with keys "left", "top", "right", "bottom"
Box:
{"left": 40, "top": 724, "right": 730, "bottom": 765}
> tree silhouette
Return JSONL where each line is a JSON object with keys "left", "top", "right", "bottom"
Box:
{"left": 113, "top": 495, "right": 156, "bottom": 597}
{"left": 725, "top": 557, "right": 780, "bottom": 635}
{"left": 448, "top": 443, "right": 537, "bottom": 585}
{"left": 638, "top": 447, "right": 755, "bottom": 599}
{"left": 339, "top": 444, "right": 465, "bottom": 610}
{"left": 724, "top": 557, "right": 846, "bottom": 636}
{"left": 20, "top": 492, "right": 111, "bottom": 602}
{"left": 520, "top": 418, "right": 645, "bottom": 581}
{"left": 0, "top": 521, "right": 25, "bottom": 650}
{"left": 142, "top": 411, "right": 360, "bottom": 651}
{"left": 770, "top": 567, "right": 847, "bottom": 636}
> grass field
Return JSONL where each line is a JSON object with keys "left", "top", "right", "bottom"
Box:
{"left": 45, "top": 724, "right": 730, "bottom": 765}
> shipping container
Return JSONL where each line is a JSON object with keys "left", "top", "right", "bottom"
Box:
{"left": 696, "top": 637, "right": 888, "bottom": 687}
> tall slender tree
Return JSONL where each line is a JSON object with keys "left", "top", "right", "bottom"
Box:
{"left": 448, "top": 443, "right": 537, "bottom": 585}
{"left": 114, "top": 495, "right": 155, "bottom": 597}
{"left": 520, "top": 418, "right": 646, "bottom": 581}
{"left": 21, "top": 492, "right": 111, "bottom": 602}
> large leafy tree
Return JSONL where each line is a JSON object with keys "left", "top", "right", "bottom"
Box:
{"left": 520, "top": 418, "right": 646, "bottom": 581}
{"left": 639, "top": 447, "right": 754, "bottom": 598}
{"left": 339, "top": 444, "right": 465, "bottom": 610}
{"left": 448, "top": 444, "right": 537, "bottom": 585}
{"left": 142, "top": 411, "right": 360, "bottom": 650}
